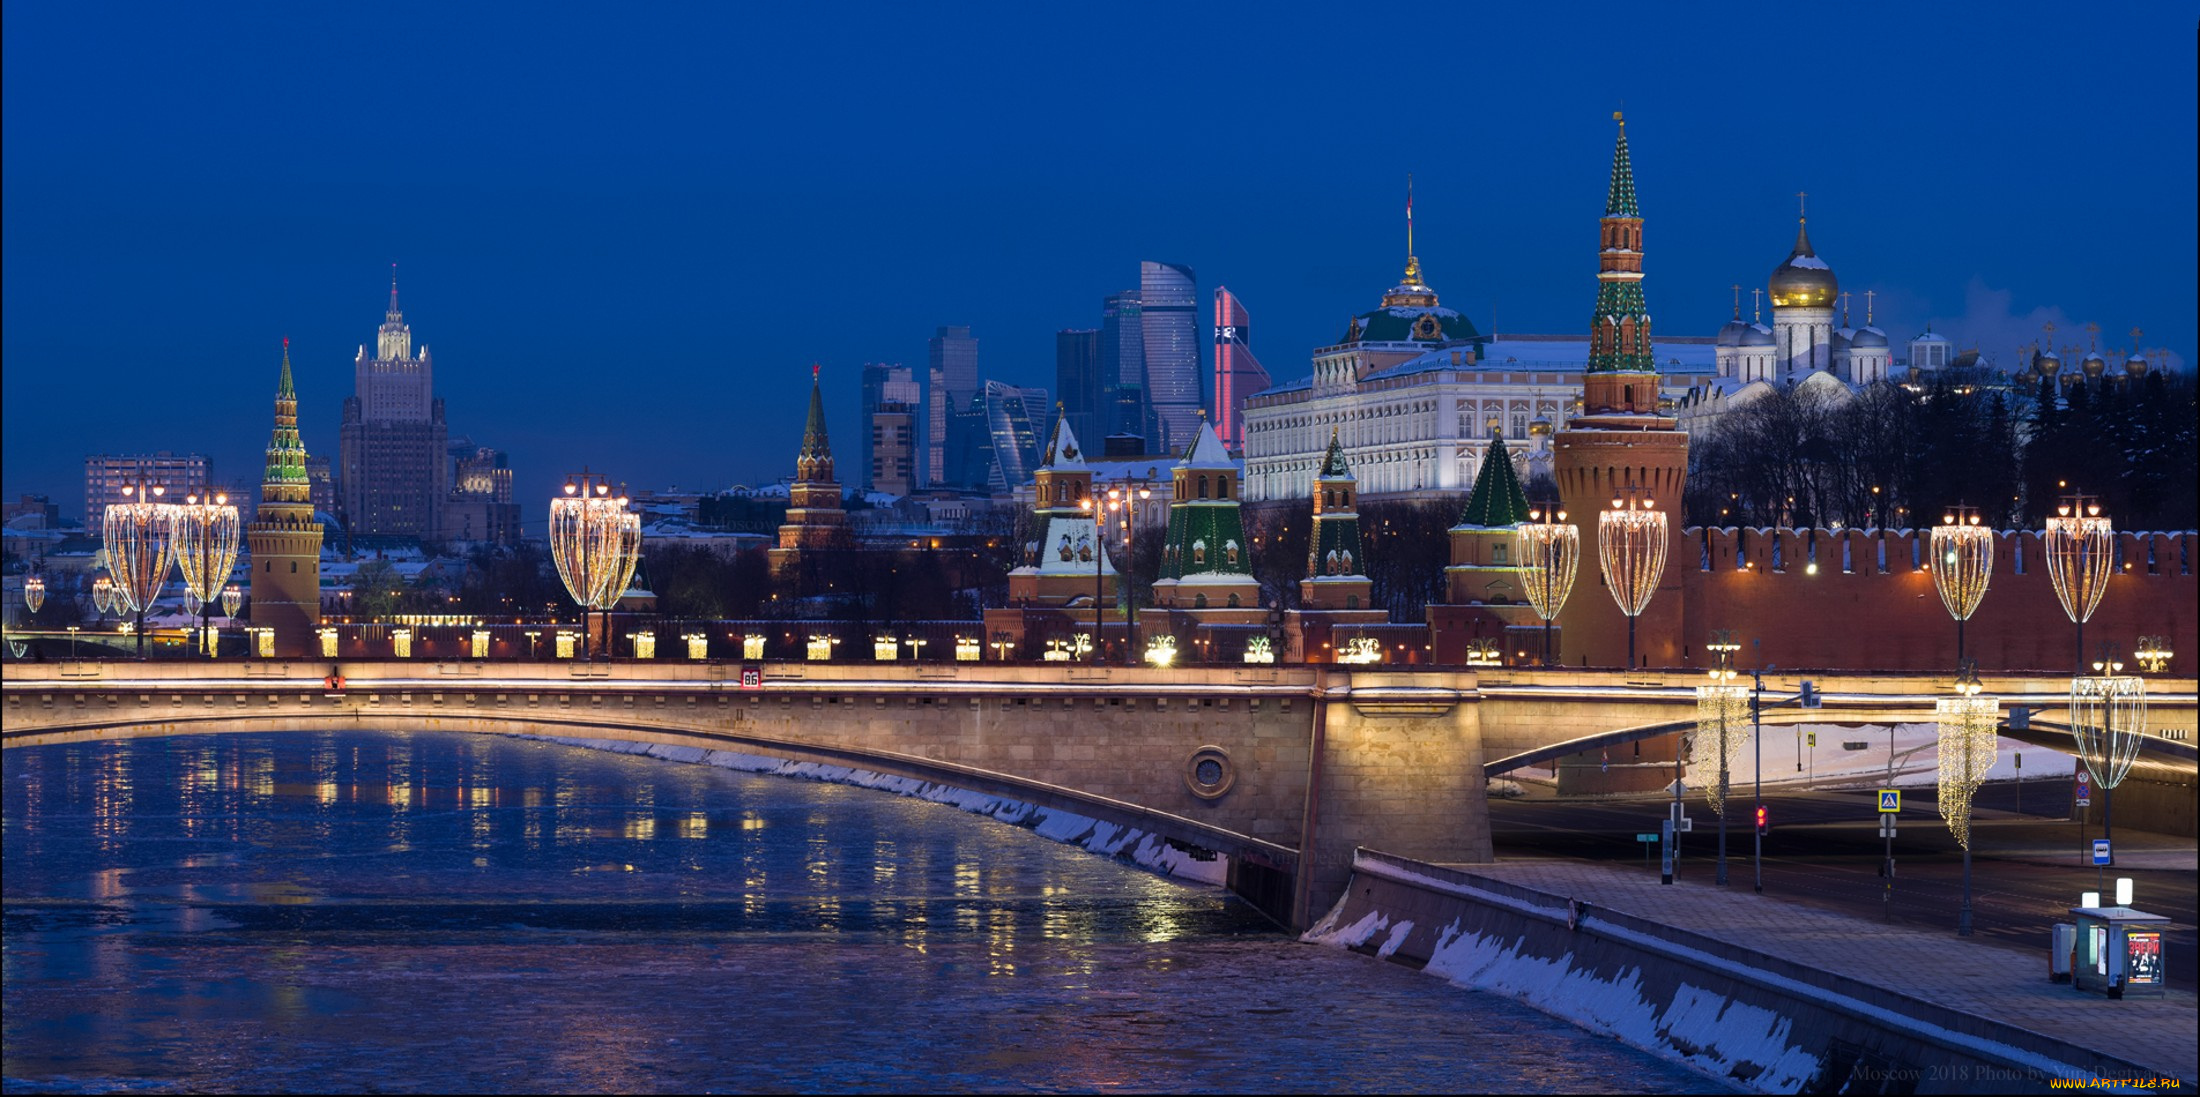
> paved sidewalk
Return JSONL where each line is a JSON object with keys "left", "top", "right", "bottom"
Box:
{"left": 1455, "top": 859, "right": 2196, "bottom": 1086}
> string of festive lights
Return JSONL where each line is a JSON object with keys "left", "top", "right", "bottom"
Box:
{"left": 1929, "top": 504, "right": 1993, "bottom": 661}
{"left": 1692, "top": 679, "right": 1749, "bottom": 817}
{"left": 1934, "top": 669, "right": 1999, "bottom": 851}
{"left": 2043, "top": 492, "right": 2114, "bottom": 668}
{"left": 1515, "top": 503, "right": 1579, "bottom": 666}
{"left": 1597, "top": 487, "right": 1668, "bottom": 667}
{"left": 23, "top": 574, "right": 45, "bottom": 615}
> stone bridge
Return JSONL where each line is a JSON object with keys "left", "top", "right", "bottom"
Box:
{"left": 5, "top": 662, "right": 2193, "bottom": 927}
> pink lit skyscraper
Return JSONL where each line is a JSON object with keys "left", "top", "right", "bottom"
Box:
{"left": 1211, "top": 286, "right": 1271, "bottom": 451}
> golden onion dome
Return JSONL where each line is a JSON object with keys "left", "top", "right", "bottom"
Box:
{"left": 1768, "top": 220, "right": 1838, "bottom": 309}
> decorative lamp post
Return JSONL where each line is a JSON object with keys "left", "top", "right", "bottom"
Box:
{"left": 1695, "top": 632, "right": 1747, "bottom": 885}
{"left": 24, "top": 573, "right": 45, "bottom": 616}
{"left": 548, "top": 471, "right": 642, "bottom": 660}
{"left": 2070, "top": 659, "right": 2145, "bottom": 865}
{"left": 103, "top": 480, "right": 178, "bottom": 656}
{"left": 1935, "top": 664, "right": 1999, "bottom": 936}
{"left": 1515, "top": 503, "right": 1579, "bottom": 667}
{"left": 2043, "top": 492, "right": 2114, "bottom": 673}
{"left": 171, "top": 491, "right": 241, "bottom": 659}
{"left": 1929, "top": 504, "right": 1993, "bottom": 663}
{"left": 1079, "top": 495, "right": 1104, "bottom": 663}
{"left": 1102, "top": 484, "right": 1151, "bottom": 661}
{"left": 92, "top": 574, "right": 115, "bottom": 620}
{"left": 2134, "top": 636, "right": 2172, "bottom": 674}
{"left": 1597, "top": 485, "right": 1668, "bottom": 669}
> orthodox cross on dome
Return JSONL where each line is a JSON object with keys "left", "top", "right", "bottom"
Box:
{"left": 1750, "top": 287, "right": 1764, "bottom": 322}
{"left": 1838, "top": 291, "right": 1852, "bottom": 325}
{"left": 1731, "top": 284, "right": 1742, "bottom": 319}
{"left": 1796, "top": 190, "right": 1808, "bottom": 222}
{"left": 1865, "top": 289, "right": 1877, "bottom": 325}
{"left": 2084, "top": 321, "right": 2099, "bottom": 349}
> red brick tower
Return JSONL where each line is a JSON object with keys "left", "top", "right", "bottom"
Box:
{"left": 770, "top": 365, "right": 852, "bottom": 579}
{"left": 1552, "top": 113, "right": 1689, "bottom": 668}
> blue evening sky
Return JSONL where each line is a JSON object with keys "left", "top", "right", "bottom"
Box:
{"left": 5, "top": 3, "right": 2193, "bottom": 517}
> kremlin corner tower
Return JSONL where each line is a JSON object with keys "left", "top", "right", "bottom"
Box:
{"left": 1552, "top": 113, "right": 1688, "bottom": 669}
{"left": 246, "top": 341, "right": 325, "bottom": 657}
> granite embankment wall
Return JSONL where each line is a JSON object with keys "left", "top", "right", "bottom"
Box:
{"left": 1306, "top": 850, "right": 2187, "bottom": 1094}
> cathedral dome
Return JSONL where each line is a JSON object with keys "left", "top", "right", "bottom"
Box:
{"left": 1717, "top": 317, "right": 1754, "bottom": 347}
{"left": 2125, "top": 351, "right": 2150, "bottom": 377}
{"left": 2033, "top": 347, "right": 2062, "bottom": 377}
{"left": 1741, "top": 323, "right": 1776, "bottom": 348}
{"left": 2081, "top": 351, "right": 2108, "bottom": 378}
{"left": 1851, "top": 325, "right": 1888, "bottom": 349}
{"left": 1768, "top": 221, "right": 1838, "bottom": 309}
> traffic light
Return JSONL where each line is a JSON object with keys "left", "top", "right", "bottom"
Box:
{"left": 1798, "top": 680, "right": 1821, "bottom": 709}
{"left": 1754, "top": 804, "right": 1769, "bottom": 836}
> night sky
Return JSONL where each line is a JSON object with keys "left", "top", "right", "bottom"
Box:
{"left": 5, "top": 4, "right": 2193, "bottom": 519}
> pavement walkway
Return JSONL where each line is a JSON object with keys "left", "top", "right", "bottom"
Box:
{"left": 1452, "top": 859, "right": 2196, "bottom": 1087}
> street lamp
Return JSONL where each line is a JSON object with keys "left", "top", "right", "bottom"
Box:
{"left": 2134, "top": 636, "right": 2172, "bottom": 674}
{"left": 549, "top": 471, "right": 641, "bottom": 660}
{"left": 1929, "top": 504, "right": 1992, "bottom": 663}
{"left": 1103, "top": 484, "right": 1151, "bottom": 660}
{"left": 103, "top": 479, "right": 177, "bottom": 657}
{"left": 1597, "top": 485, "right": 1668, "bottom": 669}
{"left": 1079, "top": 495, "right": 1105, "bottom": 663}
{"left": 1695, "top": 632, "right": 1747, "bottom": 886}
{"left": 2070, "top": 659, "right": 2145, "bottom": 865}
{"left": 23, "top": 573, "right": 45, "bottom": 615}
{"left": 2044, "top": 492, "right": 2113, "bottom": 674}
{"left": 1935, "top": 664, "right": 1998, "bottom": 936}
{"left": 171, "top": 491, "right": 241, "bottom": 659}
{"left": 1515, "top": 502, "right": 1579, "bottom": 666}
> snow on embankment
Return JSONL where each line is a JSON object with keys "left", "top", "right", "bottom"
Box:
{"left": 520, "top": 735, "right": 1228, "bottom": 886}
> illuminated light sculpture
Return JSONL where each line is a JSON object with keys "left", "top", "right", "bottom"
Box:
{"left": 1695, "top": 632, "right": 1748, "bottom": 886}
{"left": 317, "top": 626, "right": 339, "bottom": 658}
{"left": 1243, "top": 635, "right": 1275, "bottom": 664}
{"left": 1337, "top": 636, "right": 1382, "bottom": 665}
{"left": 955, "top": 636, "right": 981, "bottom": 662}
{"left": 24, "top": 573, "right": 45, "bottom": 615}
{"left": 2043, "top": 492, "right": 2114, "bottom": 672}
{"left": 549, "top": 471, "right": 642, "bottom": 660}
{"left": 103, "top": 480, "right": 178, "bottom": 656}
{"left": 555, "top": 630, "right": 578, "bottom": 659}
{"left": 1935, "top": 664, "right": 1999, "bottom": 935}
{"left": 2134, "top": 636, "right": 2172, "bottom": 674}
{"left": 1515, "top": 504, "right": 1579, "bottom": 666}
{"left": 471, "top": 629, "right": 491, "bottom": 659}
{"left": 1929, "top": 504, "right": 1993, "bottom": 662}
{"left": 1043, "top": 639, "right": 1072, "bottom": 663}
{"left": 222, "top": 583, "right": 242, "bottom": 618}
{"left": 2070, "top": 660, "right": 2146, "bottom": 861}
{"left": 391, "top": 628, "right": 413, "bottom": 659}
{"left": 875, "top": 635, "right": 901, "bottom": 661}
{"left": 91, "top": 573, "right": 116, "bottom": 618}
{"left": 1145, "top": 634, "right": 1177, "bottom": 667}
{"left": 806, "top": 634, "right": 838, "bottom": 661}
{"left": 1596, "top": 487, "right": 1668, "bottom": 669}
{"left": 630, "top": 631, "right": 655, "bottom": 659}
{"left": 742, "top": 633, "right": 766, "bottom": 661}
{"left": 171, "top": 490, "right": 241, "bottom": 659}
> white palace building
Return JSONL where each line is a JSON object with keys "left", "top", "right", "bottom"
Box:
{"left": 1239, "top": 253, "right": 1713, "bottom": 504}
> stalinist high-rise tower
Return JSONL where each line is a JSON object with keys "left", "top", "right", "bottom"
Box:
{"left": 247, "top": 340, "right": 325, "bottom": 656}
{"left": 1552, "top": 113, "right": 1688, "bottom": 668}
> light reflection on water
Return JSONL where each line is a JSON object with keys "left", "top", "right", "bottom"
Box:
{"left": 5, "top": 731, "right": 1704, "bottom": 1094}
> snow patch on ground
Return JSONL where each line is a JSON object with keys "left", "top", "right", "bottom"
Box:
{"left": 1413, "top": 923, "right": 1819, "bottom": 1092}
{"left": 518, "top": 735, "right": 1230, "bottom": 886}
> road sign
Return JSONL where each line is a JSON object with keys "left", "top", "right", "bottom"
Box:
{"left": 1602, "top": 748, "right": 1610, "bottom": 774}
{"left": 1636, "top": 833, "right": 1657, "bottom": 843}
{"left": 2076, "top": 768, "right": 2092, "bottom": 807}
{"left": 2092, "top": 839, "right": 2112, "bottom": 866}
{"left": 1807, "top": 732, "right": 1817, "bottom": 747}
{"left": 1878, "top": 789, "right": 1901, "bottom": 813}
{"left": 1878, "top": 817, "right": 1897, "bottom": 838}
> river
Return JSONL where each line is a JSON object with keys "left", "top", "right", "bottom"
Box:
{"left": 3, "top": 730, "right": 1706, "bottom": 1093}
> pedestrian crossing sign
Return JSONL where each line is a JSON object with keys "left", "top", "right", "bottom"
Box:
{"left": 1878, "top": 789, "right": 1900, "bottom": 813}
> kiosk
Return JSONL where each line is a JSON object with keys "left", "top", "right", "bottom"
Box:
{"left": 2068, "top": 905, "right": 2169, "bottom": 999}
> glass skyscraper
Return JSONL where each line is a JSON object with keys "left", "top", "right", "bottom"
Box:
{"left": 925, "top": 325, "right": 979, "bottom": 488}
{"left": 1139, "top": 261, "right": 1201, "bottom": 455}
{"left": 1055, "top": 329, "right": 1102, "bottom": 453}
{"left": 1211, "top": 286, "right": 1271, "bottom": 451}
{"left": 1099, "top": 291, "right": 1145, "bottom": 442}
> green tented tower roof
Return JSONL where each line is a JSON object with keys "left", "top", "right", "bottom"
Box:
{"left": 1456, "top": 429, "right": 1529, "bottom": 528}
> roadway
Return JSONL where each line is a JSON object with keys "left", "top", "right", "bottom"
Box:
{"left": 1490, "top": 783, "right": 2200, "bottom": 991}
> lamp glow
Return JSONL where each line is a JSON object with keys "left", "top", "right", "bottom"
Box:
{"left": 2044, "top": 492, "right": 2113, "bottom": 670}
{"left": 1597, "top": 488, "right": 1668, "bottom": 668}
{"left": 1929, "top": 504, "right": 1993, "bottom": 661}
